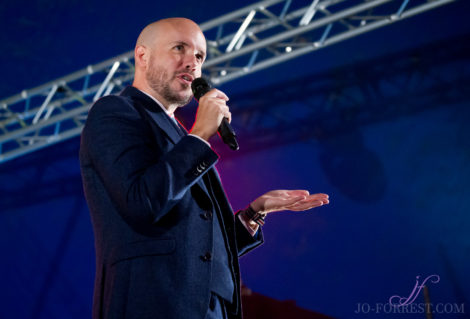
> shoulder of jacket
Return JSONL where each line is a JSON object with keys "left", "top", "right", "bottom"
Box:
{"left": 88, "top": 94, "right": 138, "bottom": 116}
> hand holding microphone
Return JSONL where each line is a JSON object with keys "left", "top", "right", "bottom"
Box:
{"left": 191, "top": 78, "right": 239, "bottom": 150}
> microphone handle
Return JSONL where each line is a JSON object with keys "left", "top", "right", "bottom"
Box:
{"left": 218, "top": 118, "right": 239, "bottom": 150}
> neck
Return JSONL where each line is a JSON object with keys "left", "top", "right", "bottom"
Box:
{"left": 132, "top": 81, "right": 179, "bottom": 114}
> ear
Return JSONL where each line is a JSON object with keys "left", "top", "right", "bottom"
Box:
{"left": 135, "top": 45, "right": 148, "bottom": 68}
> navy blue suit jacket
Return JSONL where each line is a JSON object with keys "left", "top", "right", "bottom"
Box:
{"left": 80, "top": 86, "right": 263, "bottom": 319}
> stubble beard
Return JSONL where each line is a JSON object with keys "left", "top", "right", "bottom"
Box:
{"left": 146, "top": 61, "right": 192, "bottom": 107}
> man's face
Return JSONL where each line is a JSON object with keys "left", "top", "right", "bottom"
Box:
{"left": 145, "top": 22, "right": 206, "bottom": 107}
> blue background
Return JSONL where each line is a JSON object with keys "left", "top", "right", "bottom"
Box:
{"left": 1, "top": 1, "right": 469, "bottom": 318}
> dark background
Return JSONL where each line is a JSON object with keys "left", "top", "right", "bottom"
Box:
{"left": 1, "top": 1, "right": 469, "bottom": 318}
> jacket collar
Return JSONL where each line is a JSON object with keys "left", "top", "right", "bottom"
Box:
{"left": 120, "top": 86, "right": 183, "bottom": 144}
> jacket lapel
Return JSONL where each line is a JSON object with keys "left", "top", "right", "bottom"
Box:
{"left": 120, "top": 86, "right": 182, "bottom": 145}
{"left": 144, "top": 109, "right": 182, "bottom": 145}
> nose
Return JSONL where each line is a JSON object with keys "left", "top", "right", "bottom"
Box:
{"left": 184, "top": 52, "right": 199, "bottom": 71}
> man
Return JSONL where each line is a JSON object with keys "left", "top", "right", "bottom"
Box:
{"left": 80, "top": 18, "right": 329, "bottom": 319}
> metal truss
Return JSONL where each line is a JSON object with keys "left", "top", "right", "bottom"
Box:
{"left": 0, "top": 0, "right": 457, "bottom": 164}
{"left": 202, "top": 0, "right": 456, "bottom": 84}
{"left": 207, "top": 32, "right": 470, "bottom": 158}
{"left": 0, "top": 55, "right": 136, "bottom": 164}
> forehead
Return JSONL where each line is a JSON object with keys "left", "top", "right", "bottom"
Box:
{"left": 157, "top": 22, "right": 206, "bottom": 52}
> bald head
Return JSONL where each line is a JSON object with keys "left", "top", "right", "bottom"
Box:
{"left": 136, "top": 18, "right": 205, "bottom": 49}
{"left": 132, "top": 18, "right": 207, "bottom": 111}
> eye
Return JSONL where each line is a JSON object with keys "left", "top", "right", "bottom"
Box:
{"left": 174, "top": 45, "right": 184, "bottom": 51}
{"left": 196, "top": 53, "right": 204, "bottom": 61}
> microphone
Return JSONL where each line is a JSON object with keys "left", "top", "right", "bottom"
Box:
{"left": 191, "top": 77, "right": 239, "bottom": 151}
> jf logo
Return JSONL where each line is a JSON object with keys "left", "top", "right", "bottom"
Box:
{"left": 389, "top": 275, "right": 440, "bottom": 307}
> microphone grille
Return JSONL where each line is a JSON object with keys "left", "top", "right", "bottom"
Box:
{"left": 191, "top": 77, "right": 211, "bottom": 100}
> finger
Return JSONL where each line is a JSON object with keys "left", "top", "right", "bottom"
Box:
{"left": 288, "top": 197, "right": 328, "bottom": 207}
{"left": 275, "top": 195, "right": 306, "bottom": 208}
{"left": 303, "top": 197, "right": 329, "bottom": 205}
{"left": 219, "top": 105, "right": 231, "bottom": 122}
{"left": 285, "top": 199, "right": 317, "bottom": 209}
{"left": 220, "top": 104, "right": 229, "bottom": 115}
{"left": 303, "top": 194, "right": 329, "bottom": 202}
{"left": 204, "top": 88, "right": 229, "bottom": 101}
{"left": 286, "top": 190, "right": 310, "bottom": 196}
{"left": 291, "top": 197, "right": 324, "bottom": 206}
{"left": 309, "top": 193, "right": 329, "bottom": 199}
{"left": 287, "top": 200, "right": 326, "bottom": 211}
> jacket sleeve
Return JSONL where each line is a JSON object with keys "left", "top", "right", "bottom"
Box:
{"left": 80, "top": 95, "right": 218, "bottom": 225}
{"left": 234, "top": 211, "right": 264, "bottom": 257}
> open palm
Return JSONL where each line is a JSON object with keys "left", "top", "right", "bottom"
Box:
{"left": 251, "top": 190, "right": 329, "bottom": 214}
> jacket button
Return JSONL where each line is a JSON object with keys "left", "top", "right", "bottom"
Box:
{"left": 194, "top": 166, "right": 204, "bottom": 176}
{"left": 200, "top": 211, "right": 212, "bottom": 220}
{"left": 200, "top": 252, "right": 212, "bottom": 262}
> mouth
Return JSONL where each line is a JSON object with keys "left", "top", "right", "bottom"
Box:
{"left": 177, "top": 73, "right": 194, "bottom": 85}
